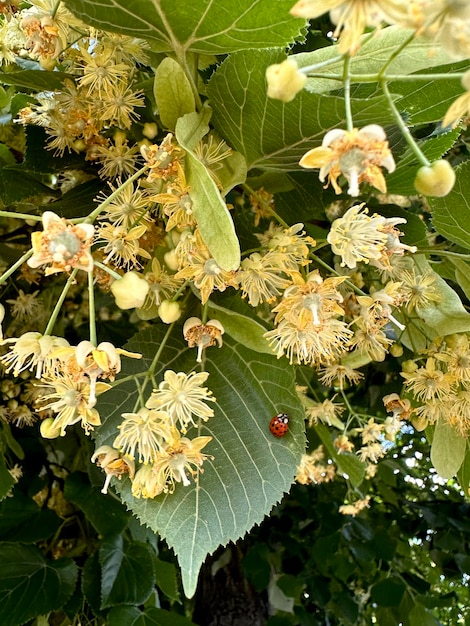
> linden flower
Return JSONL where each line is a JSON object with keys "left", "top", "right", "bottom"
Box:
{"left": 401, "top": 357, "right": 456, "bottom": 402}
{"left": 183, "top": 317, "right": 225, "bottom": 363}
{"left": 0, "top": 332, "right": 69, "bottom": 377}
{"left": 113, "top": 407, "right": 172, "bottom": 464}
{"left": 55, "top": 340, "right": 141, "bottom": 406}
{"left": 92, "top": 445, "right": 135, "bottom": 495}
{"left": 290, "top": 0, "right": 408, "bottom": 55}
{"left": 295, "top": 448, "right": 336, "bottom": 485}
{"left": 37, "top": 373, "right": 110, "bottom": 436}
{"left": 27, "top": 211, "right": 94, "bottom": 275}
{"left": 327, "top": 204, "right": 415, "bottom": 270}
{"left": 131, "top": 463, "right": 166, "bottom": 499}
{"left": 146, "top": 370, "right": 216, "bottom": 434}
{"left": 300, "top": 125, "right": 395, "bottom": 197}
{"left": 151, "top": 427, "right": 213, "bottom": 493}
{"left": 236, "top": 251, "right": 291, "bottom": 307}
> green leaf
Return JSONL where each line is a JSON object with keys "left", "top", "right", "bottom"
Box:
{"left": 108, "top": 606, "right": 198, "bottom": 626}
{"left": 0, "top": 167, "right": 57, "bottom": 206}
{"left": 176, "top": 113, "right": 241, "bottom": 271}
{"left": 0, "top": 70, "right": 72, "bottom": 91}
{"left": 208, "top": 49, "right": 396, "bottom": 172}
{"left": 207, "top": 301, "right": 272, "bottom": 354}
{"left": 0, "top": 491, "right": 60, "bottom": 542}
{"left": 370, "top": 577, "right": 406, "bottom": 607}
{"left": 408, "top": 604, "right": 440, "bottom": 626}
{"left": 457, "top": 443, "right": 470, "bottom": 497}
{"left": 96, "top": 326, "right": 305, "bottom": 598}
{"left": 392, "top": 62, "right": 468, "bottom": 125}
{"left": 386, "top": 129, "right": 460, "bottom": 196}
{"left": 0, "top": 543, "right": 78, "bottom": 626}
{"left": 296, "top": 26, "right": 456, "bottom": 95}
{"left": 62, "top": 0, "right": 304, "bottom": 54}
{"left": 430, "top": 419, "right": 466, "bottom": 479}
{"left": 64, "top": 472, "right": 129, "bottom": 537}
{"left": 154, "top": 58, "right": 196, "bottom": 131}
{"left": 81, "top": 552, "right": 103, "bottom": 616}
{"left": 154, "top": 558, "right": 180, "bottom": 604}
{"left": 431, "top": 161, "right": 470, "bottom": 250}
{"left": 399, "top": 256, "right": 470, "bottom": 352}
{"left": 100, "top": 535, "right": 155, "bottom": 608}
{"left": 0, "top": 453, "right": 14, "bottom": 502}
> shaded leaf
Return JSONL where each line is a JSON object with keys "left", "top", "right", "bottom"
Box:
{"left": 108, "top": 606, "right": 198, "bottom": 626}
{"left": 63, "top": 0, "right": 303, "bottom": 54}
{"left": 154, "top": 558, "right": 180, "bottom": 604}
{"left": 0, "top": 70, "right": 72, "bottom": 91}
{"left": 431, "top": 419, "right": 466, "bottom": 479}
{"left": 0, "top": 543, "right": 78, "bottom": 626}
{"left": 370, "top": 577, "right": 406, "bottom": 607}
{"left": 64, "top": 472, "right": 129, "bottom": 537}
{"left": 431, "top": 161, "right": 470, "bottom": 251}
{"left": 100, "top": 535, "right": 155, "bottom": 608}
{"left": 96, "top": 326, "right": 305, "bottom": 598}
{"left": 0, "top": 491, "right": 60, "bottom": 542}
{"left": 0, "top": 453, "right": 14, "bottom": 503}
{"left": 386, "top": 129, "right": 460, "bottom": 196}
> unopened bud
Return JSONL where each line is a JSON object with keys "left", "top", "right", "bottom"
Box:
{"left": 40, "top": 417, "right": 62, "bottom": 439}
{"left": 266, "top": 59, "right": 306, "bottom": 103}
{"left": 110, "top": 271, "right": 149, "bottom": 309}
{"left": 158, "top": 300, "right": 181, "bottom": 324}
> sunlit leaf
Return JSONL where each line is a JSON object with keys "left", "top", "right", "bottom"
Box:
{"left": 63, "top": 0, "right": 304, "bottom": 54}
{"left": 95, "top": 325, "right": 305, "bottom": 598}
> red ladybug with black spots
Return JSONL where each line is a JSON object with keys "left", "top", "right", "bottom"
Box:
{"left": 269, "top": 412, "right": 289, "bottom": 437}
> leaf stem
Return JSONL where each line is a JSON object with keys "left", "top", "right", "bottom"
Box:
{"left": 0, "top": 249, "right": 34, "bottom": 286}
{"left": 0, "top": 211, "right": 42, "bottom": 221}
{"left": 88, "top": 271, "right": 97, "bottom": 346}
{"left": 43, "top": 268, "right": 79, "bottom": 336}
{"left": 381, "top": 80, "right": 430, "bottom": 167}
{"left": 343, "top": 54, "right": 354, "bottom": 132}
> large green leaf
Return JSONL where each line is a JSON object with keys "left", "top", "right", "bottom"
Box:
{"left": 0, "top": 453, "right": 14, "bottom": 503}
{"left": 207, "top": 49, "right": 396, "bottom": 172}
{"left": 0, "top": 70, "right": 72, "bottom": 91}
{"left": 95, "top": 326, "right": 305, "bottom": 598}
{"left": 62, "top": 0, "right": 304, "bottom": 54}
{"left": 0, "top": 543, "right": 78, "bottom": 626}
{"left": 431, "top": 161, "right": 470, "bottom": 251}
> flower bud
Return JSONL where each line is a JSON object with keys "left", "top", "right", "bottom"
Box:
{"left": 164, "top": 249, "right": 179, "bottom": 271}
{"left": 110, "top": 271, "right": 149, "bottom": 309}
{"left": 266, "top": 59, "right": 306, "bottom": 103}
{"left": 414, "top": 160, "right": 456, "bottom": 197}
{"left": 389, "top": 343, "right": 403, "bottom": 357}
{"left": 40, "top": 417, "right": 62, "bottom": 439}
{"left": 143, "top": 122, "right": 158, "bottom": 140}
{"left": 158, "top": 300, "right": 181, "bottom": 324}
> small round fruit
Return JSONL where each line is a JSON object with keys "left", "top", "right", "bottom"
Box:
{"left": 269, "top": 413, "right": 289, "bottom": 437}
{"left": 414, "top": 160, "right": 456, "bottom": 197}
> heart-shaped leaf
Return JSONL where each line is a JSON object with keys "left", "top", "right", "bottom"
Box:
{"left": 95, "top": 326, "right": 305, "bottom": 598}
{"left": 62, "top": 0, "right": 304, "bottom": 54}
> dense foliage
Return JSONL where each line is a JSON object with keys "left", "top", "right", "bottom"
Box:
{"left": 1, "top": 1, "right": 470, "bottom": 624}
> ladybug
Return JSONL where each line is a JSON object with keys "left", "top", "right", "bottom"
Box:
{"left": 269, "top": 413, "right": 289, "bottom": 437}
